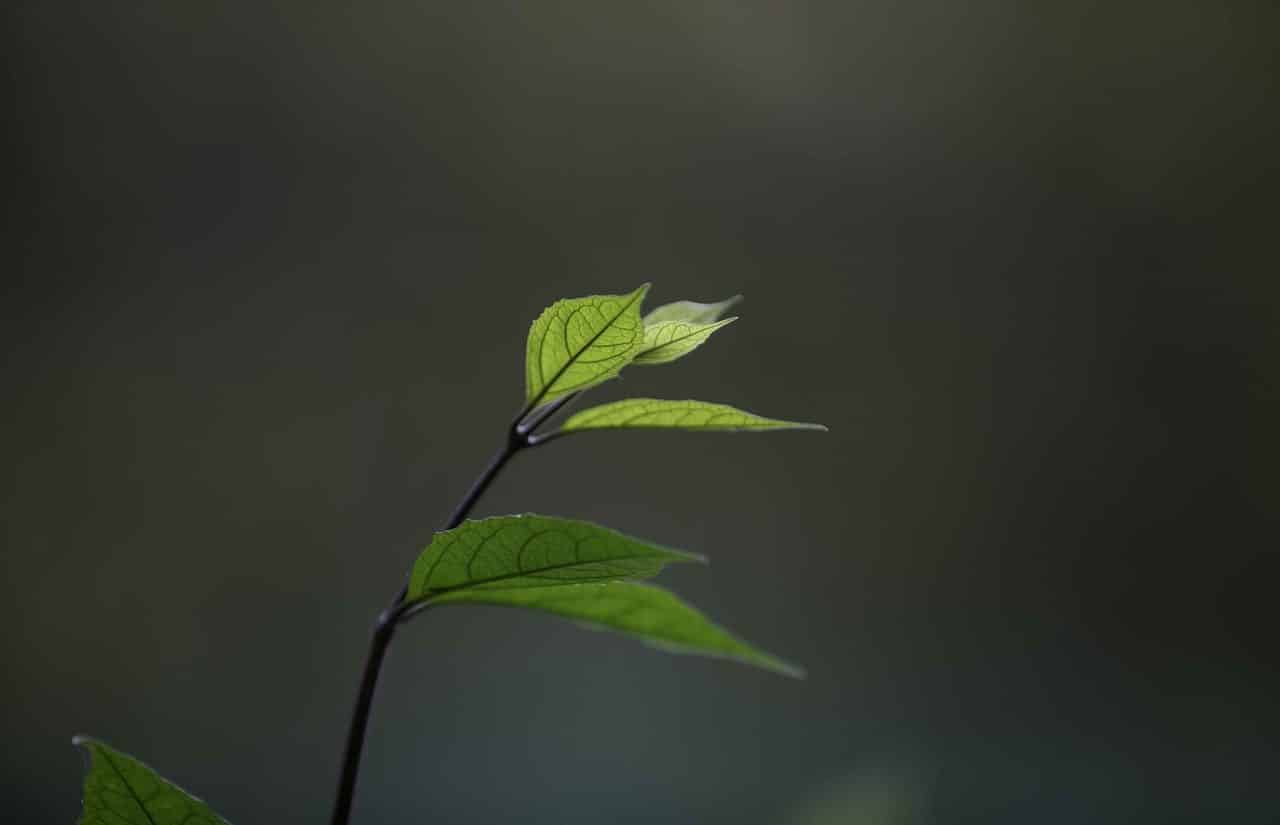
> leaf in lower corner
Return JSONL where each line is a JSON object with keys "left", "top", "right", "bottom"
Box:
{"left": 560, "top": 398, "right": 827, "bottom": 434}
{"left": 525, "top": 285, "right": 649, "bottom": 408}
{"left": 643, "top": 294, "right": 742, "bottom": 325}
{"left": 408, "top": 514, "right": 703, "bottom": 598}
{"left": 633, "top": 317, "right": 737, "bottom": 365}
{"left": 74, "top": 737, "right": 231, "bottom": 825}
{"left": 430, "top": 581, "right": 804, "bottom": 678}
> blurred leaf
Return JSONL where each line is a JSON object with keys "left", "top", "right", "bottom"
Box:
{"left": 430, "top": 581, "right": 804, "bottom": 677}
{"left": 784, "top": 766, "right": 928, "bottom": 825}
{"left": 525, "top": 285, "right": 649, "bottom": 407}
{"left": 408, "top": 514, "right": 702, "bottom": 597}
{"left": 634, "top": 317, "right": 736, "bottom": 365}
{"left": 73, "top": 737, "right": 230, "bottom": 825}
{"left": 643, "top": 294, "right": 742, "bottom": 325}
{"left": 561, "top": 398, "right": 827, "bottom": 434}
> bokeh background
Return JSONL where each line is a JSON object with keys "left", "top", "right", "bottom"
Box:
{"left": 4, "top": 2, "right": 1276, "bottom": 823}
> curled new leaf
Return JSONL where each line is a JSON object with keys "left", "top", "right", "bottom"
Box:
{"left": 408, "top": 514, "right": 703, "bottom": 598}
{"left": 74, "top": 737, "right": 230, "bottom": 825}
{"left": 643, "top": 294, "right": 742, "bottom": 325}
{"left": 560, "top": 398, "right": 827, "bottom": 434}
{"left": 525, "top": 285, "right": 649, "bottom": 408}
{"left": 633, "top": 317, "right": 737, "bottom": 365}
{"left": 429, "top": 581, "right": 804, "bottom": 678}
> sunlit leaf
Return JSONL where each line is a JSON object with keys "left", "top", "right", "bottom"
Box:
{"left": 408, "top": 514, "right": 702, "bottom": 597}
{"left": 560, "top": 398, "right": 827, "bottom": 434}
{"left": 633, "top": 317, "right": 736, "bottom": 365}
{"left": 525, "top": 285, "right": 649, "bottom": 408}
{"left": 430, "top": 581, "right": 804, "bottom": 677}
{"left": 74, "top": 737, "right": 230, "bottom": 825}
{"left": 643, "top": 294, "right": 742, "bottom": 325}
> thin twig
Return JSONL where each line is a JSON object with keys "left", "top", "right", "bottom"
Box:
{"left": 328, "top": 418, "right": 529, "bottom": 825}
{"left": 327, "top": 610, "right": 396, "bottom": 825}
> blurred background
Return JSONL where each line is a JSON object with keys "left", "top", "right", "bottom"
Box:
{"left": 4, "top": 2, "right": 1276, "bottom": 823}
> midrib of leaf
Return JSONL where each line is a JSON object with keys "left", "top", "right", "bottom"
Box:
{"left": 101, "top": 748, "right": 160, "bottom": 825}
{"left": 558, "top": 398, "right": 827, "bottom": 434}
{"left": 635, "top": 317, "right": 735, "bottom": 363}
{"left": 409, "top": 553, "right": 678, "bottom": 600}
{"left": 537, "top": 299, "right": 635, "bottom": 391}
{"left": 529, "top": 286, "right": 647, "bottom": 410}
{"left": 409, "top": 517, "right": 701, "bottom": 600}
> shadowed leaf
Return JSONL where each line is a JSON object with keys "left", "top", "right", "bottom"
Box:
{"left": 430, "top": 581, "right": 804, "bottom": 678}
{"left": 74, "top": 737, "right": 230, "bottom": 825}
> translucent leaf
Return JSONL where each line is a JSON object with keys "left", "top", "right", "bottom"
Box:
{"left": 643, "top": 294, "right": 742, "bottom": 325}
{"left": 525, "top": 285, "right": 649, "bottom": 408}
{"left": 633, "top": 317, "right": 736, "bottom": 365}
{"left": 560, "top": 398, "right": 827, "bottom": 434}
{"left": 430, "top": 581, "right": 803, "bottom": 677}
{"left": 408, "top": 514, "right": 702, "bottom": 598}
{"left": 73, "top": 737, "right": 231, "bottom": 825}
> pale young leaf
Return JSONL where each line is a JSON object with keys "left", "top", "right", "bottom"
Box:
{"left": 633, "top": 317, "right": 737, "bottom": 365}
{"left": 643, "top": 294, "right": 742, "bottom": 325}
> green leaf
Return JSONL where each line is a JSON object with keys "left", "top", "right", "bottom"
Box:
{"left": 73, "top": 737, "right": 230, "bottom": 825}
{"left": 560, "top": 398, "right": 827, "bottom": 434}
{"left": 525, "top": 285, "right": 649, "bottom": 408}
{"left": 643, "top": 294, "right": 742, "bottom": 325}
{"left": 408, "top": 514, "right": 703, "bottom": 598}
{"left": 430, "top": 581, "right": 804, "bottom": 678}
{"left": 633, "top": 317, "right": 737, "bottom": 365}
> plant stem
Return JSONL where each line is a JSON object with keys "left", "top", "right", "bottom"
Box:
{"left": 444, "top": 436, "right": 523, "bottom": 531}
{"left": 329, "top": 441, "right": 517, "bottom": 825}
{"left": 329, "top": 397, "right": 574, "bottom": 825}
{"left": 328, "top": 610, "right": 396, "bottom": 825}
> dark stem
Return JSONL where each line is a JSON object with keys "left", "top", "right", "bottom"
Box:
{"left": 327, "top": 611, "right": 395, "bottom": 825}
{"left": 328, "top": 421, "right": 531, "bottom": 825}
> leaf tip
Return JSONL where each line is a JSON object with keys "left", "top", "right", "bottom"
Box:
{"left": 735, "top": 650, "right": 806, "bottom": 679}
{"left": 776, "top": 661, "right": 808, "bottom": 680}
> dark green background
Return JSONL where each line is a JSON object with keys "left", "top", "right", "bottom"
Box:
{"left": 4, "top": 2, "right": 1276, "bottom": 823}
